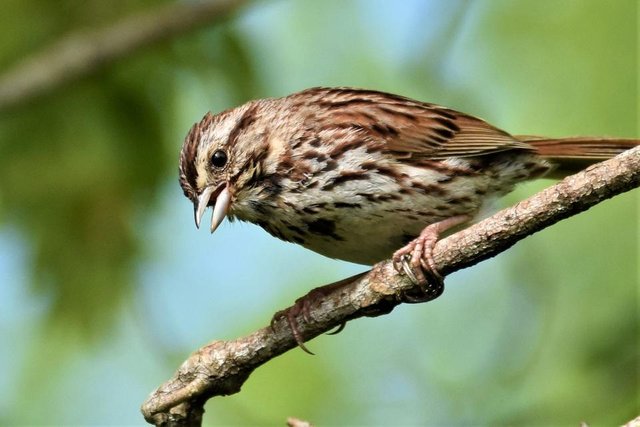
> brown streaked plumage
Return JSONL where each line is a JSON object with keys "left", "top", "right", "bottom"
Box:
{"left": 179, "top": 87, "right": 638, "bottom": 346}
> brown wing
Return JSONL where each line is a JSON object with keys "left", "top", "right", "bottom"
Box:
{"left": 296, "top": 87, "right": 532, "bottom": 159}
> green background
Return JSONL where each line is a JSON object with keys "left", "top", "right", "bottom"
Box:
{"left": 0, "top": 0, "right": 637, "bottom": 425}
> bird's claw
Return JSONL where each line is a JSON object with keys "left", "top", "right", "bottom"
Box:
{"left": 270, "top": 273, "right": 367, "bottom": 354}
{"left": 393, "top": 241, "right": 445, "bottom": 304}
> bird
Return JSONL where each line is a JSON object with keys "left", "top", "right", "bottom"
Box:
{"left": 178, "top": 86, "right": 637, "bottom": 345}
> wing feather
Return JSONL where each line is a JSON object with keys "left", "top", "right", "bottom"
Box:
{"left": 295, "top": 87, "right": 532, "bottom": 159}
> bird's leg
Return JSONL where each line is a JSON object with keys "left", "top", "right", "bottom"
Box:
{"left": 392, "top": 214, "right": 471, "bottom": 302}
{"left": 271, "top": 271, "right": 367, "bottom": 354}
{"left": 273, "top": 215, "right": 470, "bottom": 351}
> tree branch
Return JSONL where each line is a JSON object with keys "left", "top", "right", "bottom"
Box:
{"left": 141, "top": 147, "right": 639, "bottom": 426}
{"left": 0, "top": 0, "right": 248, "bottom": 112}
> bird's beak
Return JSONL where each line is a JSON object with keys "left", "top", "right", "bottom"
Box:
{"left": 194, "top": 184, "right": 230, "bottom": 233}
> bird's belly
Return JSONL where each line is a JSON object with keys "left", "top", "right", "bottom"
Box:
{"left": 295, "top": 206, "right": 469, "bottom": 265}
{"left": 299, "top": 217, "right": 410, "bottom": 265}
{"left": 272, "top": 186, "right": 484, "bottom": 265}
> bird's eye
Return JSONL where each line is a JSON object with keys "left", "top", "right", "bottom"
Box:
{"left": 210, "top": 150, "right": 228, "bottom": 168}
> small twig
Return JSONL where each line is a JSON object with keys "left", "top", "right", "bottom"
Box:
{"left": 286, "top": 417, "right": 314, "bottom": 427}
{"left": 0, "top": 0, "right": 247, "bottom": 112}
{"left": 141, "top": 147, "right": 639, "bottom": 426}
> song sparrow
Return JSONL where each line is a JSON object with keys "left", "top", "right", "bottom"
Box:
{"left": 179, "top": 87, "right": 637, "bottom": 341}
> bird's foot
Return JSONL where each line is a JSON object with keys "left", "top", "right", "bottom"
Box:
{"left": 392, "top": 215, "right": 470, "bottom": 302}
{"left": 271, "top": 272, "right": 366, "bottom": 354}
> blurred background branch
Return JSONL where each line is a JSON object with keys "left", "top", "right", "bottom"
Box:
{"left": 0, "top": 0, "right": 247, "bottom": 112}
{"left": 142, "top": 147, "right": 639, "bottom": 426}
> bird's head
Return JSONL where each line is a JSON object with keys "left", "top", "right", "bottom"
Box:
{"left": 179, "top": 102, "right": 267, "bottom": 232}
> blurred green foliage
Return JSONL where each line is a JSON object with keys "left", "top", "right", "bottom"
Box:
{"left": 0, "top": 0, "right": 257, "bottom": 332}
{"left": 0, "top": 0, "right": 637, "bottom": 425}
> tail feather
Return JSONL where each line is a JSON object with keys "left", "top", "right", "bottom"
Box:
{"left": 516, "top": 136, "right": 639, "bottom": 177}
{"left": 517, "top": 136, "right": 639, "bottom": 159}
